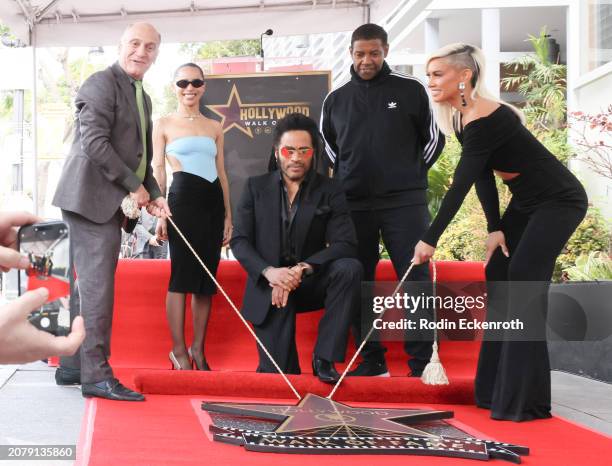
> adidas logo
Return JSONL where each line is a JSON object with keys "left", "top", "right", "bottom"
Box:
{"left": 387, "top": 101, "right": 397, "bottom": 109}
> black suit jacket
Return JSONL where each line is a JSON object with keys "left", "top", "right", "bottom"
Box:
{"left": 230, "top": 171, "right": 358, "bottom": 325}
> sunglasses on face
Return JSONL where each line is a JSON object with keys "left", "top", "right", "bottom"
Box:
{"left": 279, "top": 146, "right": 314, "bottom": 159}
{"left": 175, "top": 79, "right": 205, "bottom": 89}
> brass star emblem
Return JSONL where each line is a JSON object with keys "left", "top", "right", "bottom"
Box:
{"left": 204, "top": 393, "right": 451, "bottom": 437}
{"left": 207, "top": 84, "right": 252, "bottom": 137}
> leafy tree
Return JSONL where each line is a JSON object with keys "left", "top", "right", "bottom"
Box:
{"left": 502, "top": 27, "right": 567, "bottom": 131}
{"left": 182, "top": 39, "right": 260, "bottom": 59}
{"left": 539, "top": 127, "right": 574, "bottom": 165}
{"left": 428, "top": 136, "right": 460, "bottom": 218}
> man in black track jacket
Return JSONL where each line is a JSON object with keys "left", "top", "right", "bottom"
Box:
{"left": 320, "top": 23, "right": 445, "bottom": 377}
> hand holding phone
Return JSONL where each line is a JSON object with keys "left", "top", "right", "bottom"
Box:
{"left": 0, "top": 213, "right": 84, "bottom": 364}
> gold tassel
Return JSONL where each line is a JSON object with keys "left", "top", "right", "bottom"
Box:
{"left": 421, "top": 260, "right": 449, "bottom": 385}
{"left": 421, "top": 341, "right": 449, "bottom": 385}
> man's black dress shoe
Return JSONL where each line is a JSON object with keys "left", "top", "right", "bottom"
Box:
{"left": 55, "top": 366, "right": 81, "bottom": 386}
{"left": 82, "top": 378, "right": 145, "bottom": 401}
{"left": 347, "top": 360, "right": 390, "bottom": 377}
{"left": 312, "top": 356, "right": 340, "bottom": 384}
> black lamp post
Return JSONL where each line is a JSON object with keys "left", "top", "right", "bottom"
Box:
{"left": 260, "top": 29, "right": 273, "bottom": 71}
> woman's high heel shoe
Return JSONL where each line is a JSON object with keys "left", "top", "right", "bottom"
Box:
{"left": 188, "top": 348, "right": 211, "bottom": 371}
{"left": 169, "top": 351, "right": 190, "bottom": 370}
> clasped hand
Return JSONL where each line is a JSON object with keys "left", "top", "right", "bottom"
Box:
{"left": 264, "top": 266, "right": 304, "bottom": 308}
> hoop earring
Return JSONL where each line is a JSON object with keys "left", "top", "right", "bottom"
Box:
{"left": 459, "top": 82, "right": 467, "bottom": 107}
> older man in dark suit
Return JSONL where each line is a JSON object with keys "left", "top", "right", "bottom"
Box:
{"left": 231, "top": 113, "right": 362, "bottom": 384}
{"left": 52, "top": 22, "right": 170, "bottom": 401}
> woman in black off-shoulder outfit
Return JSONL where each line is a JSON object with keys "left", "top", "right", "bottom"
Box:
{"left": 413, "top": 44, "right": 587, "bottom": 421}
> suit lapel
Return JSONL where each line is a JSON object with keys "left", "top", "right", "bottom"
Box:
{"left": 112, "top": 62, "right": 143, "bottom": 143}
{"left": 294, "top": 176, "right": 322, "bottom": 259}
{"left": 144, "top": 92, "right": 153, "bottom": 160}
{"left": 261, "top": 173, "right": 282, "bottom": 263}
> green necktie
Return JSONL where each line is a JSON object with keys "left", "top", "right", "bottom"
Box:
{"left": 134, "top": 80, "right": 148, "bottom": 182}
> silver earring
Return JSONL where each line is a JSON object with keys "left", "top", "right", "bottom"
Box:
{"left": 459, "top": 82, "right": 467, "bottom": 107}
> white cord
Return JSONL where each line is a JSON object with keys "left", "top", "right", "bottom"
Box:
{"left": 327, "top": 261, "right": 417, "bottom": 400}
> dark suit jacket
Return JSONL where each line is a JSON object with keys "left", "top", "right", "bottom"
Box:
{"left": 53, "top": 62, "right": 161, "bottom": 224}
{"left": 230, "top": 171, "right": 358, "bottom": 326}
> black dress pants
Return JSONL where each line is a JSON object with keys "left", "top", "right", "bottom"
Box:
{"left": 254, "top": 258, "right": 362, "bottom": 374}
{"left": 477, "top": 199, "right": 586, "bottom": 421}
{"left": 350, "top": 205, "right": 433, "bottom": 372}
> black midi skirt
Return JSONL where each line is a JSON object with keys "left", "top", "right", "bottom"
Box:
{"left": 167, "top": 171, "right": 224, "bottom": 295}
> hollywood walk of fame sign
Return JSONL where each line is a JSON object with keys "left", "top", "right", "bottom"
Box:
{"left": 207, "top": 84, "right": 311, "bottom": 138}
{"left": 203, "top": 393, "right": 529, "bottom": 463}
{"left": 199, "top": 72, "right": 331, "bottom": 217}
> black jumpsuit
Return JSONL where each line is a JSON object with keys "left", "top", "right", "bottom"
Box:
{"left": 422, "top": 105, "right": 587, "bottom": 421}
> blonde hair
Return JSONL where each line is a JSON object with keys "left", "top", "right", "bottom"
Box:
{"left": 426, "top": 43, "right": 525, "bottom": 135}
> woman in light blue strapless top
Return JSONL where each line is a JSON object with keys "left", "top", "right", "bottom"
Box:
{"left": 152, "top": 63, "right": 232, "bottom": 371}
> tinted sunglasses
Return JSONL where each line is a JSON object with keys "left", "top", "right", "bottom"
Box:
{"left": 176, "top": 79, "right": 205, "bottom": 89}
{"left": 279, "top": 146, "right": 314, "bottom": 158}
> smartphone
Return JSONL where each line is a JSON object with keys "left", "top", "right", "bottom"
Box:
{"left": 17, "top": 221, "right": 71, "bottom": 336}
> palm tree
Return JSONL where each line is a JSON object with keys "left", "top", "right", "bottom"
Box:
{"left": 502, "top": 27, "right": 567, "bottom": 131}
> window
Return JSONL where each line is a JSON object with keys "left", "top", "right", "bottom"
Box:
{"left": 588, "top": 0, "right": 612, "bottom": 70}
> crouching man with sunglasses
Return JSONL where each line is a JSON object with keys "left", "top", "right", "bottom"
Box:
{"left": 231, "top": 113, "right": 362, "bottom": 384}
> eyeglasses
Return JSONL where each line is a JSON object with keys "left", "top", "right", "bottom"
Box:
{"left": 175, "top": 79, "right": 205, "bottom": 89}
{"left": 279, "top": 146, "right": 314, "bottom": 159}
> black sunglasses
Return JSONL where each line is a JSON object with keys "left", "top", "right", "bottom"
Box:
{"left": 176, "top": 79, "right": 205, "bottom": 89}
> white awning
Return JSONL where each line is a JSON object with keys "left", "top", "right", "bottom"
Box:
{"left": 0, "top": 0, "right": 403, "bottom": 47}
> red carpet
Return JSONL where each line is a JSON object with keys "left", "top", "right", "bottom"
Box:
{"left": 132, "top": 369, "right": 476, "bottom": 404}
{"left": 74, "top": 259, "right": 612, "bottom": 465}
{"left": 77, "top": 395, "right": 612, "bottom": 466}
{"left": 109, "top": 259, "right": 482, "bottom": 404}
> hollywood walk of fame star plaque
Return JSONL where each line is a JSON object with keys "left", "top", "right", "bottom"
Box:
{"left": 202, "top": 393, "right": 529, "bottom": 463}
